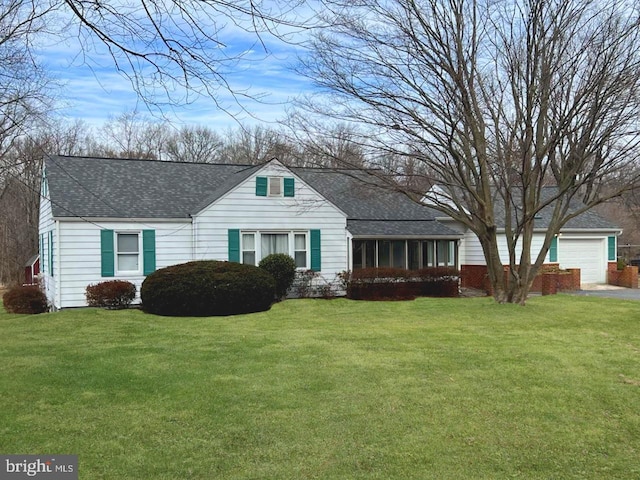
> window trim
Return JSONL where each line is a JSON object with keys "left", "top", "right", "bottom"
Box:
{"left": 115, "top": 231, "right": 142, "bottom": 275}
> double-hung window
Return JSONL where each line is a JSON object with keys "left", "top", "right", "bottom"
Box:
{"left": 116, "top": 233, "right": 140, "bottom": 273}
{"left": 294, "top": 233, "right": 307, "bottom": 268}
{"left": 242, "top": 233, "right": 256, "bottom": 265}
{"left": 101, "top": 229, "right": 155, "bottom": 277}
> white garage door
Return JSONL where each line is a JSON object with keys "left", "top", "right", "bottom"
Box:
{"left": 558, "top": 238, "right": 606, "bottom": 284}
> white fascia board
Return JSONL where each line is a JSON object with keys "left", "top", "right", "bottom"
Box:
{"left": 53, "top": 217, "right": 192, "bottom": 223}
{"left": 554, "top": 228, "right": 622, "bottom": 235}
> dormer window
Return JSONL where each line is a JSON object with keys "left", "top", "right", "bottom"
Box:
{"left": 269, "top": 177, "right": 283, "bottom": 197}
{"left": 256, "top": 176, "right": 295, "bottom": 197}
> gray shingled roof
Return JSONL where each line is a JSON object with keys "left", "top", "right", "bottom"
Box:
{"left": 45, "top": 156, "right": 460, "bottom": 238}
{"left": 347, "top": 220, "right": 462, "bottom": 237}
{"left": 293, "top": 168, "right": 442, "bottom": 221}
{"left": 45, "top": 156, "right": 616, "bottom": 237}
{"left": 45, "top": 156, "right": 258, "bottom": 219}
{"left": 488, "top": 188, "right": 619, "bottom": 230}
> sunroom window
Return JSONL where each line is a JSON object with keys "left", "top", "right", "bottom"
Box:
{"left": 352, "top": 239, "right": 457, "bottom": 270}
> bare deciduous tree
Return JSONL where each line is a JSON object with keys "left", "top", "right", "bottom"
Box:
{"left": 165, "top": 125, "right": 224, "bottom": 163}
{"left": 60, "top": 0, "right": 313, "bottom": 110}
{"left": 296, "top": 0, "right": 640, "bottom": 304}
{"left": 0, "top": 120, "right": 92, "bottom": 285}
{"left": 220, "top": 124, "right": 299, "bottom": 164}
{"left": 96, "top": 110, "right": 169, "bottom": 159}
{"left": 0, "top": 0, "right": 56, "bottom": 173}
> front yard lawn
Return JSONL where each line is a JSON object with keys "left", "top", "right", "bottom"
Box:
{"left": 1, "top": 296, "right": 639, "bottom": 479}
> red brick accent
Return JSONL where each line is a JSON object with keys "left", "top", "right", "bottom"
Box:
{"left": 608, "top": 266, "right": 638, "bottom": 288}
{"left": 541, "top": 273, "right": 558, "bottom": 295}
{"left": 461, "top": 263, "right": 581, "bottom": 295}
{"left": 564, "top": 269, "right": 581, "bottom": 290}
{"left": 460, "top": 265, "right": 489, "bottom": 290}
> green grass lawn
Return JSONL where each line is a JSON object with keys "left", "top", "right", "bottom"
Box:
{"left": 1, "top": 295, "right": 639, "bottom": 479}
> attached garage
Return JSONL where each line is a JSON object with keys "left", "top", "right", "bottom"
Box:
{"left": 558, "top": 237, "right": 607, "bottom": 284}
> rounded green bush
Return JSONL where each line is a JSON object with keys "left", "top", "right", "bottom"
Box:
{"left": 140, "top": 260, "right": 276, "bottom": 316}
{"left": 3, "top": 285, "right": 48, "bottom": 314}
{"left": 258, "top": 253, "right": 297, "bottom": 300}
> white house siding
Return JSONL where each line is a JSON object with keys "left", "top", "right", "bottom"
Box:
{"left": 460, "top": 230, "right": 550, "bottom": 265}
{"left": 56, "top": 220, "right": 193, "bottom": 308}
{"left": 38, "top": 181, "right": 56, "bottom": 307}
{"left": 194, "top": 162, "right": 349, "bottom": 283}
{"left": 460, "top": 227, "right": 614, "bottom": 284}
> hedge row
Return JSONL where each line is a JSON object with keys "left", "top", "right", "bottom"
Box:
{"left": 344, "top": 267, "right": 459, "bottom": 300}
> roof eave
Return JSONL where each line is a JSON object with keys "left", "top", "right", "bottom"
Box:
{"left": 52, "top": 216, "right": 192, "bottom": 223}
{"left": 349, "top": 233, "right": 464, "bottom": 239}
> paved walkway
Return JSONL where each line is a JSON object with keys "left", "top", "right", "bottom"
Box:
{"left": 572, "top": 284, "right": 640, "bottom": 301}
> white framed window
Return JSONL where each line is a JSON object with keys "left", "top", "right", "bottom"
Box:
{"left": 240, "top": 231, "right": 309, "bottom": 269}
{"left": 242, "top": 233, "right": 256, "bottom": 265}
{"left": 268, "top": 177, "right": 283, "bottom": 197}
{"left": 116, "top": 232, "right": 141, "bottom": 273}
{"left": 294, "top": 233, "right": 307, "bottom": 268}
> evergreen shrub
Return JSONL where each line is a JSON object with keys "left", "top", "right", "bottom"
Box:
{"left": 3, "top": 285, "right": 48, "bottom": 314}
{"left": 140, "top": 260, "right": 276, "bottom": 316}
{"left": 258, "top": 253, "right": 296, "bottom": 300}
{"left": 86, "top": 280, "right": 137, "bottom": 309}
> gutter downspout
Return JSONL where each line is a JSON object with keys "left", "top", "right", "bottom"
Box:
{"left": 189, "top": 214, "right": 196, "bottom": 261}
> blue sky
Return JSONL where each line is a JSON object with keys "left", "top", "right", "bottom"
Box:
{"left": 41, "top": 19, "right": 315, "bottom": 130}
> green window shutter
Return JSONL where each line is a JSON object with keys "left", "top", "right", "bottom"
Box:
{"left": 608, "top": 236, "right": 616, "bottom": 261}
{"left": 310, "top": 229, "right": 321, "bottom": 271}
{"left": 100, "top": 230, "right": 115, "bottom": 277}
{"left": 143, "top": 230, "right": 156, "bottom": 275}
{"left": 549, "top": 236, "right": 558, "bottom": 263}
{"left": 48, "top": 231, "right": 54, "bottom": 276}
{"left": 228, "top": 229, "right": 240, "bottom": 262}
{"left": 284, "top": 177, "right": 295, "bottom": 197}
{"left": 256, "top": 177, "right": 268, "bottom": 196}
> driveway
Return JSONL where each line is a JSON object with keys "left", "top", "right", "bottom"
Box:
{"left": 571, "top": 284, "right": 640, "bottom": 301}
